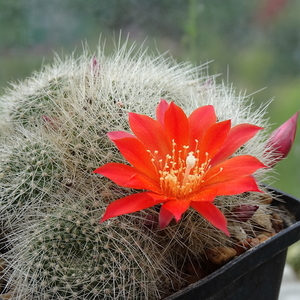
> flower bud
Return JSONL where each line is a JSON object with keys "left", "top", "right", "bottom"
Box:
{"left": 266, "top": 111, "right": 299, "bottom": 167}
{"left": 231, "top": 205, "right": 259, "bottom": 222}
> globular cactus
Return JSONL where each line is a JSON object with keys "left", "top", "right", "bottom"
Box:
{"left": 0, "top": 131, "right": 63, "bottom": 222}
{"left": 4, "top": 203, "right": 177, "bottom": 299}
{"left": 0, "top": 42, "right": 276, "bottom": 299}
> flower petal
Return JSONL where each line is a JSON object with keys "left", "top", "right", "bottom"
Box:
{"left": 201, "top": 176, "right": 262, "bottom": 196}
{"left": 156, "top": 99, "right": 170, "bottom": 127}
{"left": 191, "top": 201, "right": 229, "bottom": 236}
{"left": 129, "top": 112, "right": 171, "bottom": 158}
{"left": 107, "top": 131, "right": 135, "bottom": 140}
{"left": 108, "top": 134, "right": 157, "bottom": 179}
{"left": 93, "top": 163, "right": 161, "bottom": 192}
{"left": 100, "top": 192, "right": 163, "bottom": 223}
{"left": 159, "top": 205, "right": 174, "bottom": 229}
{"left": 161, "top": 199, "right": 190, "bottom": 223}
{"left": 204, "top": 155, "right": 266, "bottom": 186}
{"left": 185, "top": 189, "right": 217, "bottom": 203}
{"left": 188, "top": 105, "right": 217, "bottom": 150}
{"left": 163, "top": 102, "right": 189, "bottom": 147}
{"left": 198, "top": 120, "right": 231, "bottom": 162}
{"left": 211, "top": 124, "right": 263, "bottom": 166}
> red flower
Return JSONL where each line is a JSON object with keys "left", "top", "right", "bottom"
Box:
{"left": 94, "top": 100, "right": 266, "bottom": 235}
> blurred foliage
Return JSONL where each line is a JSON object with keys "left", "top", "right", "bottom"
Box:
{"left": 0, "top": 0, "right": 299, "bottom": 197}
{"left": 288, "top": 240, "right": 300, "bottom": 277}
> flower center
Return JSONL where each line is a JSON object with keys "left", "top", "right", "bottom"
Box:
{"left": 151, "top": 140, "right": 212, "bottom": 198}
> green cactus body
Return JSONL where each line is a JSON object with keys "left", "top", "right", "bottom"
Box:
{"left": 9, "top": 77, "right": 68, "bottom": 128}
{"left": 5, "top": 204, "right": 174, "bottom": 299}
{"left": 0, "top": 133, "right": 63, "bottom": 222}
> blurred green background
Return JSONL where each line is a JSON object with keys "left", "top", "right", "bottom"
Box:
{"left": 0, "top": 0, "right": 299, "bottom": 197}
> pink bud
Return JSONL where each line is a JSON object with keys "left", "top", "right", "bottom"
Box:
{"left": 266, "top": 111, "right": 299, "bottom": 167}
{"left": 231, "top": 205, "right": 259, "bottom": 222}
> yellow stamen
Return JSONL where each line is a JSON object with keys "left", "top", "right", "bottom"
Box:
{"left": 150, "top": 142, "right": 216, "bottom": 199}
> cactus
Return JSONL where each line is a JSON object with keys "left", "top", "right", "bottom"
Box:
{"left": 0, "top": 131, "right": 64, "bottom": 222}
{"left": 0, "top": 42, "right": 277, "bottom": 299}
{"left": 4, "top": 203, "right": 177, "bottom": 299}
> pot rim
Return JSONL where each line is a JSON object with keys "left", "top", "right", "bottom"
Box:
{"left": 164, "top": 185, "right": 300, "bottom": 300}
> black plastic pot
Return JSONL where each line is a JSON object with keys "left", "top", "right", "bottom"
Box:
{"left": 165, "top": 186, "right": 300, "bottom": 300}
